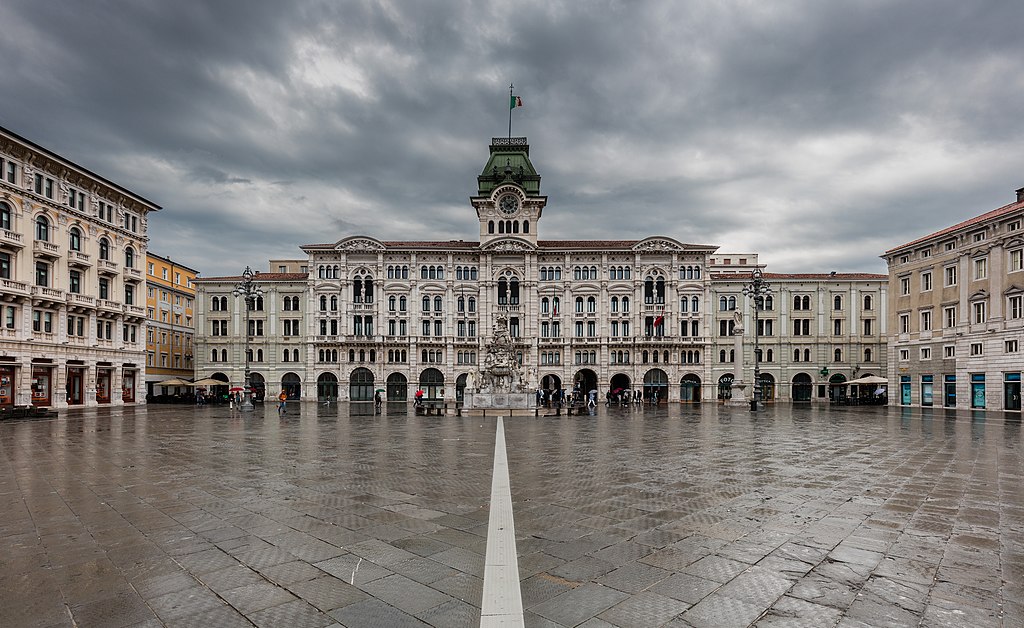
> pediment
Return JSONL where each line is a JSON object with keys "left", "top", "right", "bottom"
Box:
{"left": 632, "top": 237, "right": 685, "bottom": 253}
{"left": 334, "top": 236, "right": 386, "bottom": 252}
{"left": 481, "top": 237, "right": 536, "bottom": 253}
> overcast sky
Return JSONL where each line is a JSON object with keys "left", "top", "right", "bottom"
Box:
{"left": 3, "top": 1, "right": 1023, "bottom": 277}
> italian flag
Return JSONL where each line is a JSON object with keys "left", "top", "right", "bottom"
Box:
{"left": 510, "top": 95, "right": 523, "bottom": 109}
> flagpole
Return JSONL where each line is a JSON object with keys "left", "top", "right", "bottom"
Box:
{"left": 508, "top": 82, "right": 513, "bottom": 139}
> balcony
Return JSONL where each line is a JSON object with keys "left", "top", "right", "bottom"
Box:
{"left": 98, "top": 299, "right": 121, "bottom": 313}
{"left": 97, "top": 259, "right": 119, "bottom": 275}
{"left": 0, "top": 229, "right": 24, "bottom": 249}
{"left": 31, "top": 286, "right": 65, "bottom": 302}
{"left": 67, "top": 293, "right": 96, "bottom": 308}
{"left": 123, "top": 267, "right": 142, "bottom": 282}
{"left": 68, "top": 251, "right": 92, "bottom": 267}
{"left": 496, "top": 304, "right": 521, "bottom": 313}
{"left": 33, "top": 240, "right": 61, "bottom": 259}
{"left": 1, "top": 328, "right": 17, "bottom": 339}
{"left": 1, "top": 278, "right": 29, "bottom": 297}
{"left": 123, "top": 304, "right": 146, "bottom": 317}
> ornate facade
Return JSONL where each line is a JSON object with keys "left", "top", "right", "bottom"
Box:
{"left": 0, "top": 125, "right": 159, "bottom": 408}
{"left": 194, "top": 136, "right": 888, "bottom": 404}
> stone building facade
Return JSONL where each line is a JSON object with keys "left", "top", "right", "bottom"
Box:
{"left": 885, "top": 189, "right": 1024, "bottom": 411}
{"left": 193, "top": 136, "right": 888, "bottom": 404}
{"left": 0, "top": 125, "right": 159, "bottom": 408}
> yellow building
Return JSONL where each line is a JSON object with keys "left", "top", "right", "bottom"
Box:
{"left": 145, "top": 253, "right": 198, "bottom": 398}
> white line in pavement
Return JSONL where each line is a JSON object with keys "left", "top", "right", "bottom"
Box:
{"left": 480, "top": 416, "right": 524, "bottom": 627}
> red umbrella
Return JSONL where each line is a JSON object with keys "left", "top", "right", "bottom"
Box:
{"left": 229, "top": 387, "right": 245, "bottom": 392}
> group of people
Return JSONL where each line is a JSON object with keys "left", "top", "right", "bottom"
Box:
{"left": 605, "top": 389, "right": 659, "bottom": 406}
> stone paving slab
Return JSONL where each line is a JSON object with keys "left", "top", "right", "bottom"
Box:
{"left": 1, "top": 402, "right": 1022, "bottom": 626}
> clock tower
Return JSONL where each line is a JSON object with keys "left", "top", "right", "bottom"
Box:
{"left": 472, "top": 137, "right": 546, "bottom": 247}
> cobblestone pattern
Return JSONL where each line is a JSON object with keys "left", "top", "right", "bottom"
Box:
{"left": 0, "top": 402, "right": 1021, "bottom": 627}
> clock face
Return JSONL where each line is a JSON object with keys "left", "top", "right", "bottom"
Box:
{"left": 499, "top": 195, "right": 518, "bottom": 215}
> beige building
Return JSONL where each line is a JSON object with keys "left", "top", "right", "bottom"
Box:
{"left": 0, "top": 126, "right": 159, "bottom": 408}
{"left": 193, "top": 136, "right": 888, "bottom": 404}
{"left": 884, "top": 188, "right": 1024, "bottom": 411}
{"left": 145, "top": 253, "right": 198, "bottom": 398}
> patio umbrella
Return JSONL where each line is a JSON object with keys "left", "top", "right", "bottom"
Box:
{"left": 156, "top": 378, "right": 194, "bottom": 387}
{"left": 846, "top": 375, "right": 889, "bottom": 386}
{"left": 376, "top": 389, "right": 386, "bottom": 393}
{"left": 229, "top": 386, "right": 246, "bottom": 393}
{"left": 192, "top": 377, "right": 228, "bottom": 387}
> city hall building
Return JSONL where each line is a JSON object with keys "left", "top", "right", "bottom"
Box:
{"left": 194, "top": 136, "right": 888, "bottom": 404}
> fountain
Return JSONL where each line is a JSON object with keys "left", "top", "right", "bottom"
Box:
{"left": 462, "top": 314, "right": 536, "bottom": 416}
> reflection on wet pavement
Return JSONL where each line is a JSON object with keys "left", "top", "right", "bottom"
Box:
{"left": 0, "top": 402, "right": 1021, "bottom": 627}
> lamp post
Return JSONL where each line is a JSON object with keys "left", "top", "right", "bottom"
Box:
{"left": 232, "top": 266, "right": 262, "bottom": 411}
{"left": 742, "top": 268, "right": 772, "bottom": 411}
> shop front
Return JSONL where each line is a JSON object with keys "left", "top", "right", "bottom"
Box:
{"left": 96, "top": 366, "right": 113, "bottom": 404}
{"left": 0, "top": 364, "right": 15, "bottom": 407}
{"left": 122, "top": 367, "right": 137, "bottom": 403}
{"left": 31, "top": 364, "right": 53, "bottom": 406}
{"left": 67, "top": 363, "right": 86, "bottom": 406}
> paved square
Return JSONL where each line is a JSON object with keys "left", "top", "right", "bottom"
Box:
{"left": 1, "top": 402, "right": 1021, "bottom": 626}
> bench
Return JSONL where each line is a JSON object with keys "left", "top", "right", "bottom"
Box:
{"left": 416, "top": 402, "right": 446, "bottom": 416}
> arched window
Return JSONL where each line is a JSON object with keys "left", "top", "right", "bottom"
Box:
{"left": 221, "top": 349, "right": 227, "bottom": 362}
{"left": 575, "top": 297, "right": 584, "bottom": 313}
{"left": 804, "top": 348, "right": 811, "bottom": 362}
{"left": 794, "top": 349, "right": 800, "bottom": 361}
{"left": 720, "top": 296, "right": 728, "bottom": 311}
{"left": 211, "top": 349, "right": 218, "bottom": 361}
{"left": 0, "top": 202, "right": 9, "bottom": 230}
{"left": 434, "top": 296, "right": 443, "bottom": 311}
{"left": 523, "top": 220, "right": 529, "bottom": 233}
{"left": 488, "top": 221, "right": 494, "bottom": 234}
{"left": 864, "top": 295, "right": 873, "bottom": 310}
{"left": 834, "top": 348, "right": 842, "bottom": 362}
{"left": 834, "top": 295, "right": 842, "bottom": 310}
{"left": 864, "top": 348, "right": 873, "bottom": 362}
{"left": 99, "top": 238, "right": 110, "bottom": 260}
{"left": 69, "top": 227, "right": 82, "bottom": 251}
{"left": 257, "top": 349, "right": 263, "bottom": 361}
{"left": 692, "top": 296, "right": 700, "bottom": 312}
{"left": 498, "top": 221, "right": 505, "bottom": 234}
{"left": 422, "top": 296, "right": 430, "bottom": 312}
{"left": 124, "top": 246, "right": 135, "bottom": 268}
{"left": 389, "top": 295, "right": 396, "bottom": 311}
{"left": 587, "top": 296, "right": 596, "bottom": 313}
{"left": 622, "top": 296, "right": 629, "bottom": 312}
{"left": 802, "top": 296, "right": 810, "bottom": 310}
{"left": 720, "top": 349, "right": 727, "bottom": 362}
{"left": 728, "top": 296, "right": 736, "bottom": 310}
{"left": 468, "top": 296, "right": 476, "bottom": 312}
{"left": 541, "top": 297, "right": 549, "bottom": 314}
{"left": 35, "top": 215, "right": 50, "bottom": 241}
{"left": 320, "top": 295, "right": 327, "bottom": 311}
{"left": 400, "top": 296, "right": 407, "bottom": 311}
{"left": 611, "top": 296, "right": 619, "bottom": 313}
{"left": 766, "top": 349, "right": 773, "bottom": 362}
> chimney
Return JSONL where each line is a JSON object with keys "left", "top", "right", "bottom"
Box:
{"left": 1017, "top": 187, "right": 1024, "bottom": 203}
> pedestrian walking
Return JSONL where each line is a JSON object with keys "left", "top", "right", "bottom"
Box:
{"left": 277, "top": 389, "right": 288, "bottom": 414}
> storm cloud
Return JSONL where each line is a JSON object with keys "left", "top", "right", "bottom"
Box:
{"left": 2, "top": 0, "right": 1022, "bottom": 276}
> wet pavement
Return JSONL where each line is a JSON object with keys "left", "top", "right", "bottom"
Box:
{"left": 1, "top": 401, "right": 1022, "bottom": 627}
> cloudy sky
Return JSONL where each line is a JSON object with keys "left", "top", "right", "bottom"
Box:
{"left": 3, "top": 1, "right": 1023, "bottom": 277}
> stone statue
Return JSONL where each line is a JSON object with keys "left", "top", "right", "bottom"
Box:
{"left": 732, "top": 309, "right": 744, "bottom": 334}
{"left": 466, "top": 313, "right": 525, "bottom": 395}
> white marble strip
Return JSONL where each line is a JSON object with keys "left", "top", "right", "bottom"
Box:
{"left": 480, "top": 416, "right": 524, "bottom": 627}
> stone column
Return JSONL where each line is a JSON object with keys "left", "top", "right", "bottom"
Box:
{"left": 727, "top": 316, "right": 748, "bottom": 406}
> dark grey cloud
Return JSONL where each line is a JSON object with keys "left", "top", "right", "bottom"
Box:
{"left": 3, "top": 0, "right": 1023, "bottom": 276}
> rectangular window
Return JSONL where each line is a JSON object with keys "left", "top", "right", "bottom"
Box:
{"left": 125, "top": 285, "right": 134, "bottom": 305}
{"left": 161, "top": 268, "right": 167, "bottom": 279}
{"left": 970, "top": 342, "right": 984, "bottom": 356}
{"left": 0, "top": 252, "right": 10, "bottom": 279}
{"left": 944, "top": 265, "right": 957, "bottom": 286}
{"left": 899, "top": 349, "right": 909, "bottom": 361}
{"left": 900, "top": 277, "right": 910, "bottom": 295}
{"left": 974, "top": 257, "right": 987, "bottom": 280}
{"left": 4, "top": 306, "right": 14, "bottom": 329}
{"left": 1011, "top": 249, "right": 1023, "bottom": 272}
{"left": 921, "top": 310, "right": 932, "bottom": 332}
{"left": 921, "top": 272, "right": 932, "bottom": 292}
{"left": 5, "top": 160, "right": 16, "bottom": 183}
{"left": 1010, "top": 295, "right": 1023, "bottom": 319}
{"left": 69, "top": 270, "right": 81, "bottom": 294}
{"left": 863, "top": 319, "right": 873, "bottom": 336}
{"left": 973, "top": 231, "right": 987, "bottom": 242}
{"left": 1007, "top": 339, "right": 1020, "bottom": 353}
{"left": 945, "top": 240, "right": 956, "bottom": 251}
{"left": 944, "top": 306, "right": 957, "bottom": 328}
{"left": 944, "top": 345, "right": 955, "bottom": 358}
{"left": 35, "top": 261, "right": 48, "bottom": 287}
{"left": 973, "top": 301, "right": 986, "bottom": 324}
{"left": 921, "top": 347, "right": 931, "bottom": 360}
{"left": 34, "top": 173, "right": 42, "bottom": 194}
{"left": 899, "top": 314, "right": 910, "bottom": 333}
{"left": 44, "top": 178, "right": 53, "bottom": 198}
{"left": 44, "top": 312, "right": 52, "bottom": 333}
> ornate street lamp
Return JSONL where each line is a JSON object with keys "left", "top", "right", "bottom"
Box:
{"left": 742, "top": 268, "right": 773, "bottom": 411}
{"left": 232, "top": 266, "right": 263, "bottom": 411}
